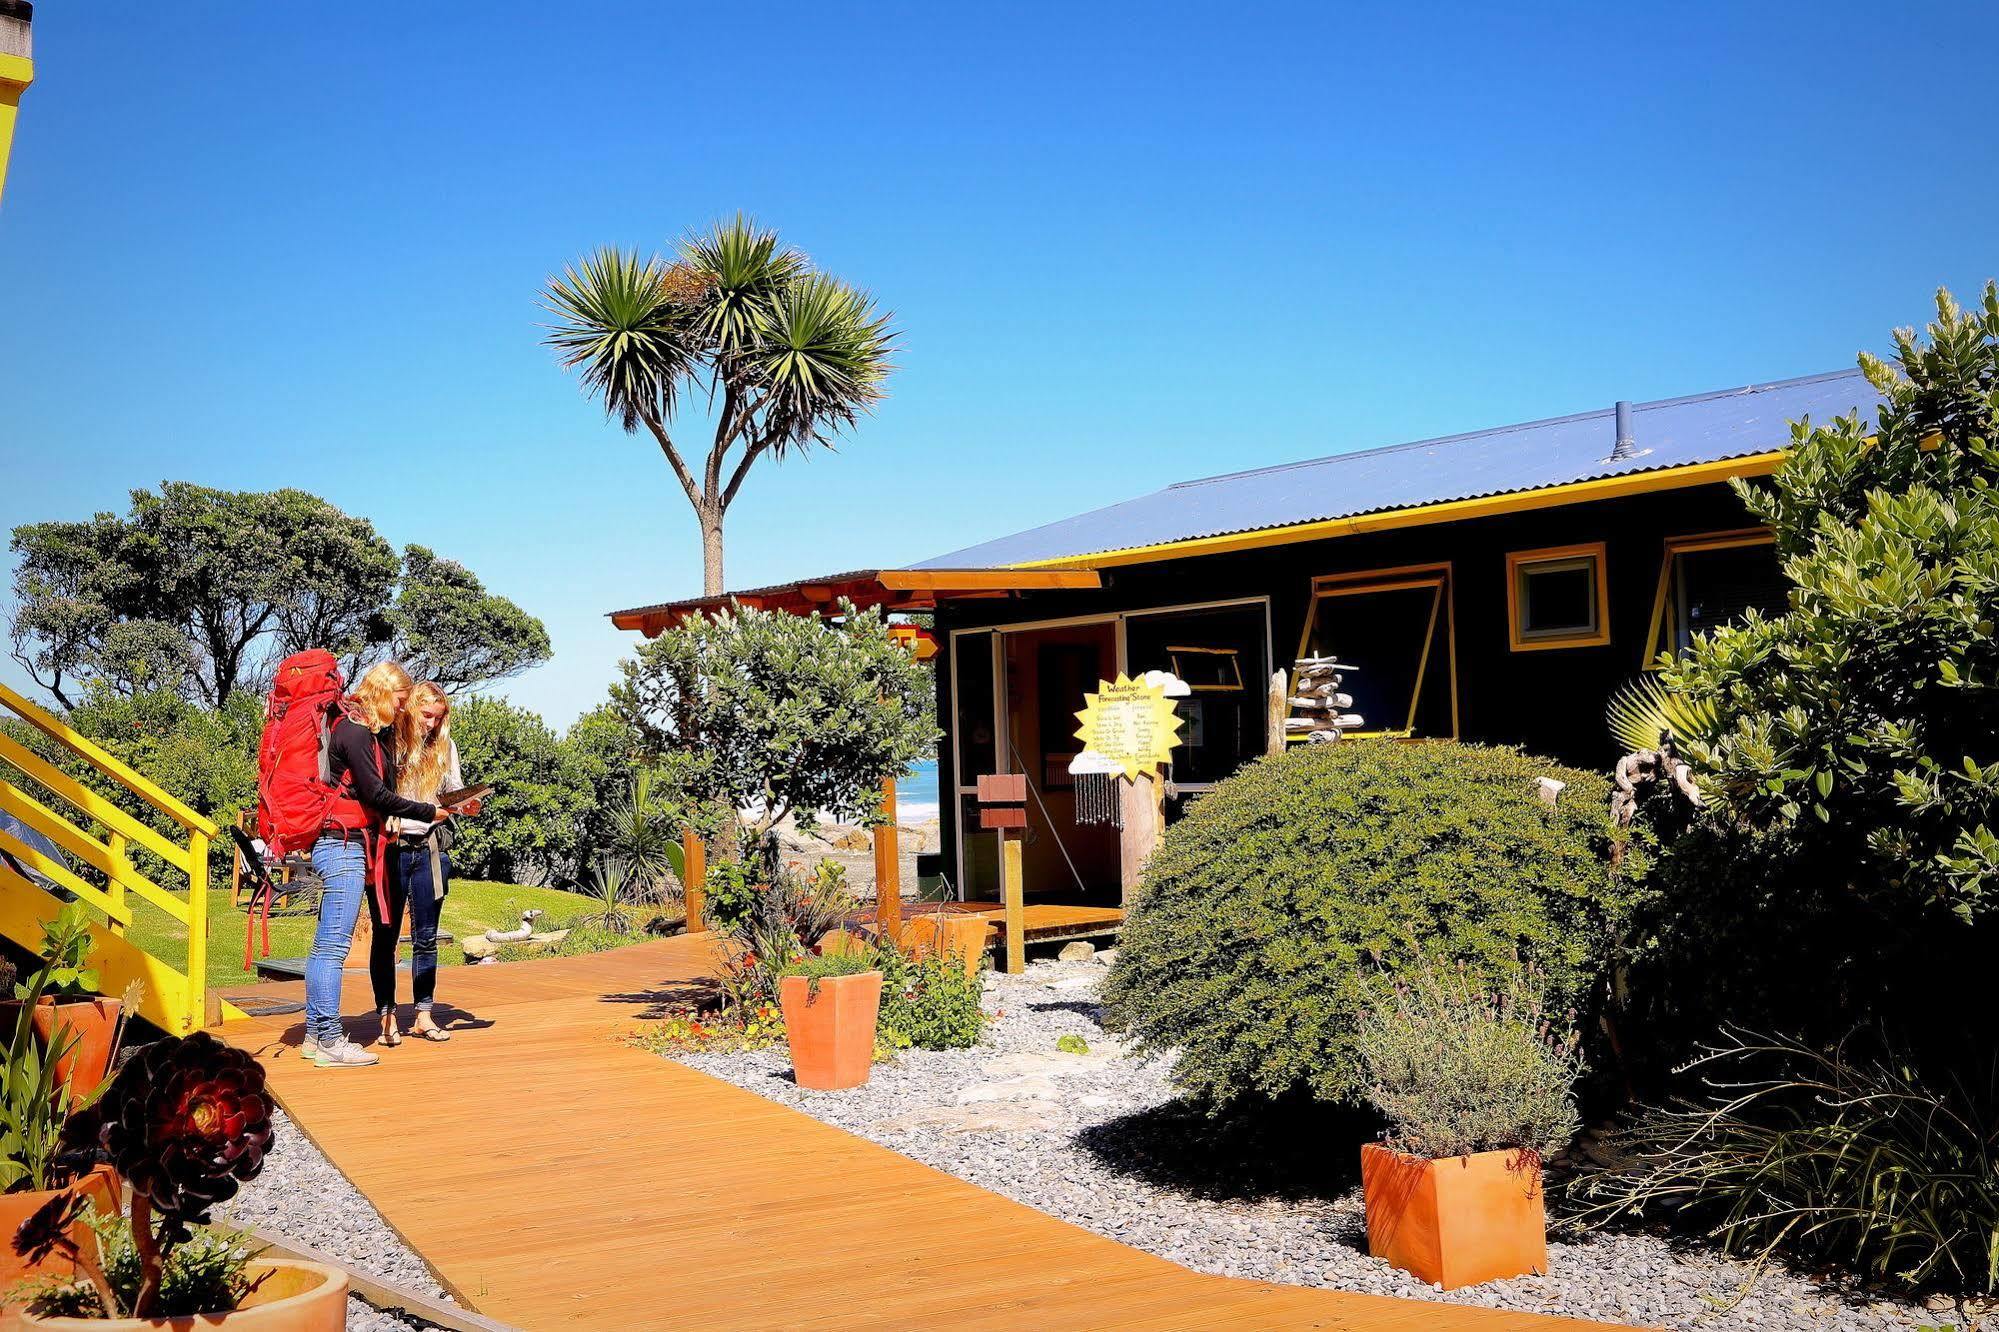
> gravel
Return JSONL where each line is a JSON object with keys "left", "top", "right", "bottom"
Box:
{"left": 220, "top": 1106, "right": 457, "bottom": 1331}
{"left": 679, "top": 957, "right": 1973, "bottom": 1332}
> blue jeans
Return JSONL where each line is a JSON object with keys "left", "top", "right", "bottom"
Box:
{"left": 306, "top": 835, "right": 368, "bottom": 1046}
{"left": 379, "top": 844, "right": 447, "bottom": 1013}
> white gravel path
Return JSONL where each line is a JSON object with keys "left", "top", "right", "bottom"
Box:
{"left": 220, "top": 1106, "right": 457, "bottom": 1331}
{"left": 678, "top": 957, "right": 1971, "bottom": 1332}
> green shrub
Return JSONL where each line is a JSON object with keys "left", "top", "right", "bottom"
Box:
{"left": 1056, "top": 1035, "right": 1089, "bottom": 1055}
{"left": 1579, "top": 1030, "right": 1999, "bottom": 1296}
{"left": 877, "top": 947, "right": 985, "bottom": 1050}
{"left": 1355, "top": 966, "right": 1581, "bottom": 1159}
{"left": 1101, "top": 740, "right": 1638, "bottom": 1107}
{"left": 703, "top": 858, "right": 761, "bottom": 933}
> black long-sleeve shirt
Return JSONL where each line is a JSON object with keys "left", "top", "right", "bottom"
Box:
{"left": 327, "top": 717, "right": 437, "bottom": 824}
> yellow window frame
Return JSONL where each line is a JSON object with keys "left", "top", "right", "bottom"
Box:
{"left": 1641, "top": 527, "right": 1776, "bottom": 668}
{"left": 1292, "top": 562, "right": 1459, "bottom": 739}
{"left": 1506, "top": 542, "right": 1610, "bottom": 652}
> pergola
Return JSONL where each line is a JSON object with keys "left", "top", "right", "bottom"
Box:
{"left": 608, "top": 567, "right": 1102, "bottom": 937}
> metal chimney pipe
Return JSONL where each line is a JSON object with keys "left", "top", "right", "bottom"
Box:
{"left": 1610, "top": 400, "right": 1636, "bottom": 461}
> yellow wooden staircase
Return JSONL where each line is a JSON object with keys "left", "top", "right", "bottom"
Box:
{"left": 0, "top": 681, "right": 244, "bottom": 1034}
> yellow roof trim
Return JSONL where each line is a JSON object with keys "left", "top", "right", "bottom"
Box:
{"left": 1007, "top": 451, "right": 1786, "bottom": 571}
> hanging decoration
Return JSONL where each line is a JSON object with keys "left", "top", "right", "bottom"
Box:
{"left": 1069, "top": 671, "right": 1190, "bottom": 826}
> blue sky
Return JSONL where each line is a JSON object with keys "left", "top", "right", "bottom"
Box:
{"left": 3, "top": 3, "right": 1995, "bottom": 726}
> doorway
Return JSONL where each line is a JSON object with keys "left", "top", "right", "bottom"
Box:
{"left": 1002, "top": 621, "right": 1123, "bottom": 904}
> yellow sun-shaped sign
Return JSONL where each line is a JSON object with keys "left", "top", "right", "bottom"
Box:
{"left": 1074, "top": 673, "right": 1185, "bottom": 781}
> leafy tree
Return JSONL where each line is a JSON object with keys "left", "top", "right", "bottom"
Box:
{"left": 611, "top": 603, "right": 936, "bottom": 850}
{"left": 1668, "top": 285, "right": 1999, "bottom": 924}
{"left": 384, "top": 546, "right": 551, "bottom": 693}
{"left": 542, "top": 216, "right": 896, "bottom": 595}
{"left": 448, "top": 695, "right": 591, "bottom": 886}
{"left": 8, "top": 486, "right": 546, "bottom": 706}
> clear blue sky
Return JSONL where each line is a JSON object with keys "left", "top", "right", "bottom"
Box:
{"left": 3, "top": 3, "right": 1995, "bottom": 726}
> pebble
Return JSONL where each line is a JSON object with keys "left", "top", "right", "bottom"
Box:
{"left": 220, "top": 1106, "right": 454, "bottom": 1330}
{"left": 677, "top": 959, "right": 1949, "bottom": 1332}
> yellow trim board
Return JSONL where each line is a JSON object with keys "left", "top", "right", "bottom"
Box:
{"left": 1011, "top": 453, "right": 1785, "bottom": 572}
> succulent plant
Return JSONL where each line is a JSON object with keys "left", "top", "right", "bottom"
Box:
{"left": 50, "top": 1031, "right": 275, "bottom": 1317}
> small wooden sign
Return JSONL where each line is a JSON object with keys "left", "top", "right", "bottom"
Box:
{"left": 976, "top": 773, "right": 1027, "bottom": 803}
{"left": 978, "top": 805, "right": 1027, "bottom": 830}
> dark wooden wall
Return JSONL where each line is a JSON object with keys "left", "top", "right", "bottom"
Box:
{"left": 932, "top": 481, "right": 1767, "bottom": 884}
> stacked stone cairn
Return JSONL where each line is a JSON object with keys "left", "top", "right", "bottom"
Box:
{"left": 1285, "top": 656, "right": 1362, "bottom": 743}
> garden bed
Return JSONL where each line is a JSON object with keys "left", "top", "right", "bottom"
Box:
{"left": 674, "top": 956, "right": 1948, "bottom": 1332}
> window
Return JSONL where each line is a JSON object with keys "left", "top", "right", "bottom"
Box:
{"left": 1297, "top": 564, "right": 1457, "bottom": 738}
{"left": 1507, "top": 544, "right": 1609, "bottom": 651}
{"left": 1125, "top": 602, "right": 1271, "bottom": 785}
{"left": 1643, "top": 529, "right": 1783, "bottom": 666}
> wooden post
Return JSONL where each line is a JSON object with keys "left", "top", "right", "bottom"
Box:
{"left": 873, "top": 776, "right": 901, "bottom": 937}
{"left": 1000, "top": 829, "right": 1024, "bottom": 975}
{"left": 680, "top": 830, "right": 707, "bottom": 934}
{"left": 1266, "top": 669, "right": 1289, "bottom": 757}
{"left": 185, "top": 828, "right": 210, "bottom": 1034}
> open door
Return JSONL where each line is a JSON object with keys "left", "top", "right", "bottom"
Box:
{"left": 1001, "top": 622, "right": 1122, "bottom": 903}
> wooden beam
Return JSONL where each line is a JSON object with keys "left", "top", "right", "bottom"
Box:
{"left": 1000, "top": 831, "right": 1025, "bottom": 974}
{"left": 873, "top": 777, "right": 900, "bottom": 936}
{"left": 680, "top": 831, "right": 706, "bottom": 932}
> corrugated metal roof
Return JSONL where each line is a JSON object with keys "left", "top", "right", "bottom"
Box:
{"left": 916, "top": 369, "right": 1879, "bottom": 569}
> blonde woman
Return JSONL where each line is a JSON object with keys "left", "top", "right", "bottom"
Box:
{"left": 305, "top": 661, "right": 438, "bottom": 1069}
{"left": 376, "top": 682, "right": 479, "bottom": 1044}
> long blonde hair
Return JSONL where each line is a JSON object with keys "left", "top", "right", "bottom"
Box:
{"left": 396, "top": 682, "right": 454, "bottom": 802}
{"left": 351, "top": 661, "right": 415, "bottom": 730}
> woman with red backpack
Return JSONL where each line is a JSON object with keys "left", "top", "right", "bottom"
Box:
{"left": 303, "top": 660, "right": 440, "bottom": 1069}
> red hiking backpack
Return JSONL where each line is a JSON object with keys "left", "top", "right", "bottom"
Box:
{"left": 255, "top": 649, "right": 348, "bottom": 858}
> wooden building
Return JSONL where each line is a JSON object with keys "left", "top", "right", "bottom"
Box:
{"left": 612, "top": 369, "right": 1879, "bottom": 932}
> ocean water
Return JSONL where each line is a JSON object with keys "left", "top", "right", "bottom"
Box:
{"left": 900, "top": 758, "right": 942, "bottom": 822}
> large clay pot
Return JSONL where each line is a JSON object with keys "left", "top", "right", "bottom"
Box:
{"left": 19, "top": 1260, "right": 348, "bottom": 1331}
{"left": 29, "top": 999, "right": 122, "bottom": 1099}
{"left": 1359, "top": 1142, "right": 1547, "bottom": 1290}
{"left": 779, "top": 971, "right": 882, "bottom": 1092}
{"left": 0, "top": 1167, "right": 121, "bottom": 1304}
{"left": 896, "top": 917, "right": 992, "bottom": 976}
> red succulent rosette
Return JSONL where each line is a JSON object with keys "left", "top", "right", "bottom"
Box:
{"left": 97, "top": 1032, "right": 274, "bottom": 1237}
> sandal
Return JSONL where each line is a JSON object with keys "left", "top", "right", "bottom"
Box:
{"left": 411, "top": 1016, "right": 451, "bottom": 1042}
{"left": 379, "top": 1011, "right": 402, "bottom": 1047}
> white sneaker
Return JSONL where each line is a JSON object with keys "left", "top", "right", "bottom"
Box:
{"left": 313, "top": 1039, "right": 379, "bottom": 1068}
{"left": 300, "top": 1036, "right": 319, "bottom": 1059}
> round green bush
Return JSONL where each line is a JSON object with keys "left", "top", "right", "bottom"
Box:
{"left": 1101, "top": 740, "right": 1640, "bottom": 1107}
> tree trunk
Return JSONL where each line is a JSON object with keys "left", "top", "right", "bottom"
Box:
{"left": 701, "top": 510, "right": 725, "bottom": 597}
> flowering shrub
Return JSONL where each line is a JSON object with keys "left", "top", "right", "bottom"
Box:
{"left": 877, "top": 946, "right": 985, "bottom": 1050}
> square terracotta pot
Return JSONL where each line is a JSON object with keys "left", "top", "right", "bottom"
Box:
{"left": 779, "top": 971, "right": 882, "bottom": 1091}
{"left": 1360, "top": 1142, "right": 1548, "bottom": 1289}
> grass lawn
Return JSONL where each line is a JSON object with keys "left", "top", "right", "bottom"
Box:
{"left": 124, "top": 877, "right": 606, "bottom": 989}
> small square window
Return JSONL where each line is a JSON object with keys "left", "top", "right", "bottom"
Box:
{"left": 1507, "top": 544, "right": 1609, "bottom": 651}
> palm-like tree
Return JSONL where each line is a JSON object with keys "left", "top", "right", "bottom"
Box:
{"left": 541, "top": 217, "right": 896, "bottom": 595}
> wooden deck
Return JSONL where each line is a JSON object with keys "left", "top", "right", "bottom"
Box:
{"left": 219, "top": 939, "right": 1630, "bottom": 1331}
{"left": 900, "top": 899, "right": 1126, "bottom": 943}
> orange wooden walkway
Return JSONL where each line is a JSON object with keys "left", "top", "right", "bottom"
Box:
{"left": 219, "top": 938, "right": 1629, "bottom": 1331}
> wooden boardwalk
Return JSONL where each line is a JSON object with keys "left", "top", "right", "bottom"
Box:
{"left": 219, "top": 939, "right": 1630, "bottom": 1331}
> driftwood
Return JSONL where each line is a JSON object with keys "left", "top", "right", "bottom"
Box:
{"left": 1610, "top": 745, "right": 1703, "bottom": 828}
{"left": 1283, "top": 657, "right": 1363, "bottom": 745}
{"left": 1266, "top": 670, "right": 1288, "bottom": 757}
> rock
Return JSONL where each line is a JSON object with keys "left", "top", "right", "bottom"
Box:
{"left": 1058, "top": 941, "right": 1096, "bottom": 962}
{"left": 1046, "top": 975, "right": 1097, "bottom": 992}
{"left": 460, "top": 935, "right": 499, "bottom": 961}
{"left": 876, "top": 1103, "right": 1063, "bottom": 1135}
{"left": 955, "top": 1074, "right": 1061, "bottom": 1104}
{"left": 1095, "top": 948, "right": 1118, "bottom": 967}
{"left": 831, "top": 828, "right": 872, "bottom": 852}
{"left": 981, "top": 1052, "right": 1114, "bottom": 1080}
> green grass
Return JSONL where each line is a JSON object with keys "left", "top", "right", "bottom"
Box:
{"left": 125, "top": 877, "right": 610, "bottom": 989}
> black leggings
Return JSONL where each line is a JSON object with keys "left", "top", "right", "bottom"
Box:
{"left": 370, "top": 843, "right": 447, "bottom": 1012}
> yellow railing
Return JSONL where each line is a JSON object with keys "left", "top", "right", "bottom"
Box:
{"left": 0, "top": 680, "right": 221, "bottom": 1034}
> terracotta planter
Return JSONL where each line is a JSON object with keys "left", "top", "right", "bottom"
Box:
{"left": 19, "top": 1259, "right": 348, "bottom": 1331}
{"left": 896, "top": 917, "right": 992, "bottom": 976}
{"left": 30, "top": 999, "right": 123, "bottom": 1099}
{"left": 779, "top": 971, "right": 882, "bottom": 1092}
{"left": 1359, "top": 1142, "right": 1547, "bottom": 1289}
{"left": 0, "top": 1167, "right": 121, "bottom": 1302}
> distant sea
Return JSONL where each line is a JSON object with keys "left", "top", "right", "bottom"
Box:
{"left": 900, "top": 758, "right": 942, "bottom": 823}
